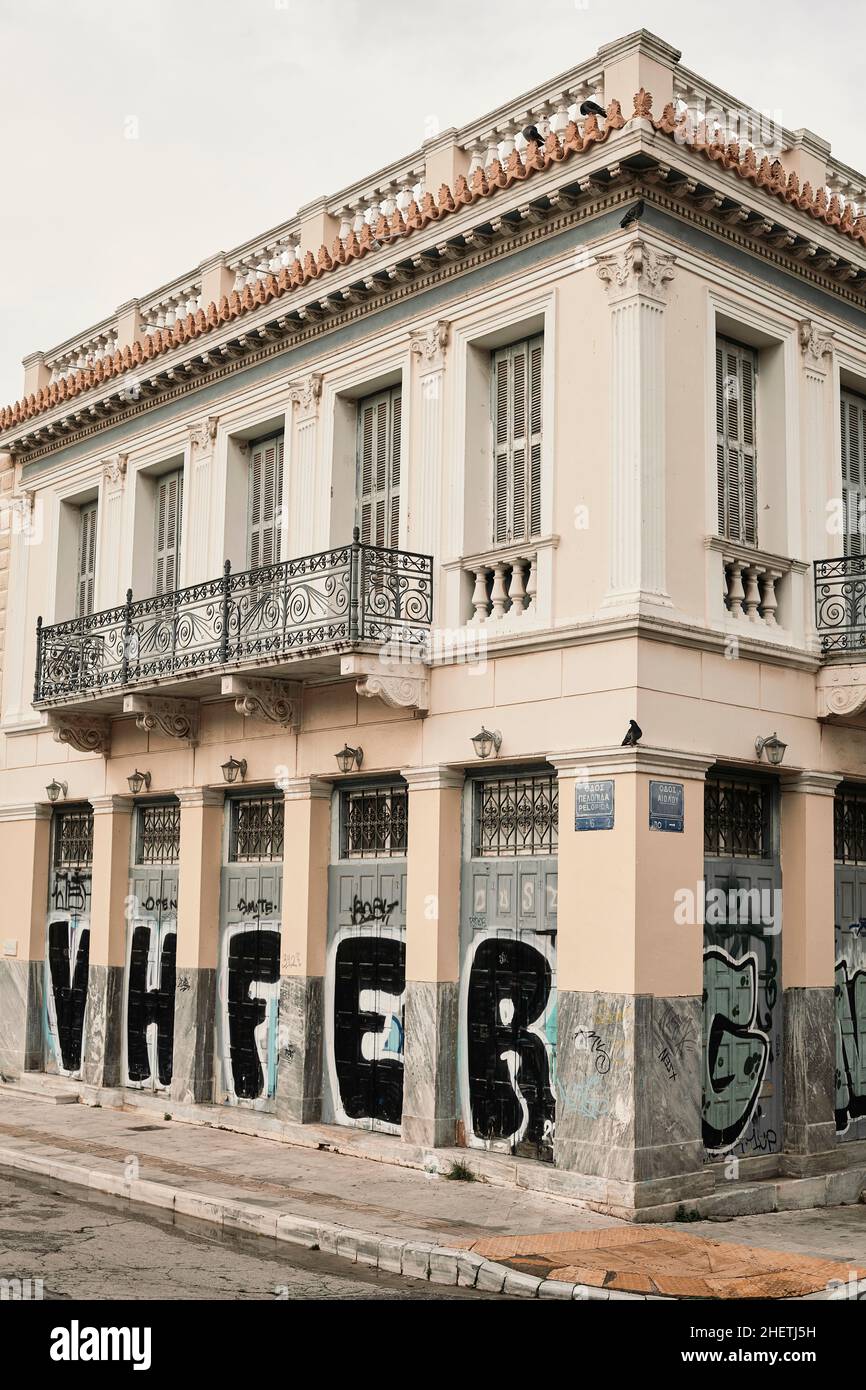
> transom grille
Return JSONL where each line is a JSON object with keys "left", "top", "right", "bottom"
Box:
{"left": 473, "top": 773, "right": 558, "bottom": 857}
{"left": 229, "top": 796, "right": 284, "bottom": 863}
{"left": 835, "top": 787, "right": 866, "bottom": 864}
{"left": 136, "top": 802, "right": 180, "bottom": 866}
{"left": 53, "top": 807, "right": 94, "bottom": 870}
{"left": 341, "top": 785, "right": 408, "bottom": 859}
{"left": 704, "top": 778, "right": 770, "bottom": 859}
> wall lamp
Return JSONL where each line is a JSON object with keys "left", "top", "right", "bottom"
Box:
{"left": 471, "top": 727, "right": 502, "bottom": 760}
{"left": 221, "top": 756, "right": 247, "bottom": 784}
{"left": 335, "top": 744, "right": 363, "bottom": 773}
{"left": 755, "top": 732, "right": 787, "bottom": 767}
{"left": 127, "top": 769, "right": 151, "bottom": 795}
{"left": 45, "top": 779, "right": 68, "bottom": 804}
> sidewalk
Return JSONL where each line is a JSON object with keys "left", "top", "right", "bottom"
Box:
{"left": 0, "top": 1089, "right": 863, "bottom": 1300}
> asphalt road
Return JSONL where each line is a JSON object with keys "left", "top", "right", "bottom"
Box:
{"left": 0, "top": 1165, "right": 501, "bottom": 1300}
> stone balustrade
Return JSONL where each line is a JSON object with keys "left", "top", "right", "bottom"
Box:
{"left": 722, "top": 554, "right": 783, "bottom": 625}
{"left": 465, "top": 552, "right": 538, "bottom": 624}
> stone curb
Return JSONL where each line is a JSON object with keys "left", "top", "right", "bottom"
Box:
{"left": 0, "top": 1140, "right": 670, "bottom": 1300}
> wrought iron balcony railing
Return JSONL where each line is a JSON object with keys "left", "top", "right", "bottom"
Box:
{"left": 814, "top": 556, "right": 866, "bottom": 655}
{"left": 34, "top": 532, "right": 432, "bottom": 704}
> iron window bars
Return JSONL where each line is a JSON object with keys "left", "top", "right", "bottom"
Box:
{"left": 473, "top": 773, "right": 559, "bottom": 857}
{"left": 135, "top": 802, "right": 181, "bottom": 866}
{"left": 704, "top": 777, "right": 771, "bottom": 860}
{"left": 52, "top": 807, "right": 94, "bottom": 870}
{"left": 229, "top": 796, "right": 285, "bottom": 863}
{"left": 34, "top": 533, "right": 432, "bottom": 703}
{"left": 835, "top": 786, "right": 866, "bottom": 864}
{"left": 341, "top": 785, "right": 408, "bottom": 859}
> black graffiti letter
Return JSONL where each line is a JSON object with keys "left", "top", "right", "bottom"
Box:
{"left": 47, "top": 920, "right": 90, "bottom": 1073}
{"left": 467, "top": 939, "right": 555, "bottom": 1147}
{"left": 126, "top": 925, "right": 177, "bottom": 1087}
{"left": 333, "top": 935, "right": 405, "bottom": 1126}
{"left": 227, "top": 930, "right": 281, "bottom": 1099}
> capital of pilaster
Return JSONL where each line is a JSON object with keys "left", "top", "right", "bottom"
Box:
{"left": 799, "top": 319, "right": 834, "bottom": 375}
{"left": 596, "top": 237, "right": 676, "bottom": 303}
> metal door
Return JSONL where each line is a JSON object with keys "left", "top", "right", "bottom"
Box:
{"left": 217, "top": 795, "right": 283, "bottom": 1110}
{"left": 459, "top": 772, "right": 558, "bottom": 1161}
{"left": 45, "top": 807, "right": 93, "bottom": 1077}
{"left": 325, "top": 782, "right": 408, "bottom": 1133}
{"left": 703, "top": 775, "right": 782, "bottom": 1157}
{"left": 833, "top": 787, "right": 866, "bottom": 1141}
{"left": 124, "top": 802, "right": 179, "bottom": 1092}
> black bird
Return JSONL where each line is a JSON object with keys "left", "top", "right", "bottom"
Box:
{"left": 522, "top": 124, "right": 545, "bottom": 146}
{"left": 580, "top": 99, "right": 607, "bottom": 119}
{"left": 621, "top": 719, "right": 643, "bottom": 747}
{"left": 620, "top": 199, "right": 645, "bottom": 228}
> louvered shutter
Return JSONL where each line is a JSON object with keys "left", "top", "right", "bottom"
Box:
{"left": 357, "top": 387, "right": 401, "bottom": 548}
{"left": 491, "top": 336, "right": 544, "bottom": 545}
{"left": 248, "top": 435, "right": 284, "bottom": 570}
{"left": 76, "top": 502, "right": 98, "bottom": 617}
{"left": 715, "top": 338, "right": 758, "bottom": 545}
{"left": 841, "top": 391, "right": 866, "bottom": 557}
{"left": 153, "top": 470, "right": 183, "bottom": 594}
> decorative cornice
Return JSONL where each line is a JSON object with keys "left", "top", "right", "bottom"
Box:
{"left": 287, "top": 372, "right": 323, "bottom": 414}
{"left": 799, "top": 318, "right": 835, "bottom": 371}
{"left": 223, "top": 676, "right": 302, "bottom": 730}
{"left": 90, "top": 794, "right": 134, "bottom": 816}
{"left": 122, "top": 694, "right": 199, "bottom": 744}
{"left": 401, "top": 764, "right": 465, "bottom": 791}
{"left": 0, "top": 802, "right": 53, "bottom": 822}
{"left": 548, "top": 744, "right": 716, "bottom": 779}
{"left": 280, "top": 775, "right": 332, "bottom": 802}
{"left": 596, "top": 236, "right": 677, "bottom": 301}
{"left": 48, "top": 712, "right": 111, "bottom": 757}
{"left": 175, "top": 786, "right": 225, "bottom": 808}
{"left": 779, "top": 769, "right": 843, "bottom": 796}
{"left": 409, "top": 320, "right": 450, "bottom": 368}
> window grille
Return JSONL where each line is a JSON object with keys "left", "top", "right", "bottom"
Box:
{"left": 835, "top": 787, "right": 866, "bottom": 864}
{"left": 53, "top": 807, "right": 94, "bottom": 870}
{"left": 229, "top": 796, "right": 284, "bottom": 862}
{"left": 136, "top": 802, "right": 180, "bottom": 865}
{"left": 715, "top": 337, "right": 757, "bottom": 546}
{"left": 473, "top": 773, "right": 558, "bottom": 857}
{"left": 341, "top": 785, "right": 408, "bottom": 859}
{"left": 704, "top": 777, "right": 770, "bottom": 859}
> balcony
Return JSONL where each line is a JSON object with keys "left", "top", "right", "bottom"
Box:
{"left": 34, "top": 533, "right": 432, "bottom": 710}
{"left": 814, "top": 556, "right": 866, "bottom": 656}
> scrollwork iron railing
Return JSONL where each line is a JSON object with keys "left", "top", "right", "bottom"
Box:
{"left": 814, "top": 556, "right": 866, "bottom": 655}
{"left": 35, "top": 531, "right": 432, "bottom": 703}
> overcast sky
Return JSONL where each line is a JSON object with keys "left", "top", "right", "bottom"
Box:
{"left": 1, "top": 0, "right": 863, "bottom": 406}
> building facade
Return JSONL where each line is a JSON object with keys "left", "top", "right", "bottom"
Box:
{"left": 1, "top": 28, "right": 866, "bottom": 1218}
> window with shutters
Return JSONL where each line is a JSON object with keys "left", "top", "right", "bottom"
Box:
{"left": 247, "top": 434, "right": 284, "bottom": 571}
{"left": 153, "top": 470, "right": 183, "bottom": 595}
{"left": 491, "top": 336, "right": 543, "bottom": 546}
{"left": 715, "top": 337, "right": 758, "bottom": 546}
{"left": 356, "top": 387, "right": 401, "bottom": 549}
{"left": 841, "top": 390, "right": 866, "bottom": 557}
{"left": 76, "top": 502, "right": 98, "bottom": 617}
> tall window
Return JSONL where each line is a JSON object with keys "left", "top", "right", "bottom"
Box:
{"left": 492, "top": 336, "right": 543, "bottom": 546}
{"left": 153, "top": 470, "right": 183, "bottom": 594}
{"left": 715, "top": 337, "right": 757, "bottom": 545}
{"left": 357, "top": 387, "right": 401, "bottom": 549}
{"left": 247, "top": 434, "right": 284, "bottom": 570}
{"left": 76, "top": 502, "right": 98, "bottom": 617}
{"left": 841, "top": 390, "right": 866, "bottom": 558}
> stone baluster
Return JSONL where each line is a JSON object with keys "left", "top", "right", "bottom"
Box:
{"left": 509, "top": 559, "right": 527, "bottom": 617}
{"left": 469, "top": 566, "right": 491, "bottom": 623}
{"left": 337, "top": 207, "right": 354, "bottom": 241}
{"left": 484, "top": 132, "right": 500, "bottom": 170}
{"left": 524, "top": 554, "right": 538, "bottom": 615}
{"left": 466, "top": 138, "right": 485, "bottom": 176}
{"left": 726, "top": 559, "right": 745, "bottom": 618}
{"left": 490, "top": 561, "right": 510, "bottom": 619}
{"left": 742, "top": 565, "right": 761, "bottom": 621}
{"left": 760, "top": 569, "right": 781, "bottom": 626}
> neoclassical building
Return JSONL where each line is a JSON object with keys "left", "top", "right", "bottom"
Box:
{"left": 1, "top": 28, "right": 865, "bottom": 1218}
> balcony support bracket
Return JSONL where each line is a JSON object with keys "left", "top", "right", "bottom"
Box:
{"left": 817, "top": 665, "right": 866, "bottom": 721}
{"left": 48, "top": 713, "right": 111, "bottom": 758}
{"left": 344, "top": 655, "right": 429, "bottom": 716}
{"left": 221, "top": 676, "right": 302, "bottom": 731}
{"left": 123, "top": 695, "right": 200, "bottom": 744}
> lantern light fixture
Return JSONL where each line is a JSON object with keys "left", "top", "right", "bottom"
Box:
{"left": 45, "top": 779, "right": 68, "bottom": 804}
{"left": 471, "top": 727, "right": 502, "bottom": 760}
{"left": 334, "top": 744, "right": 363, "bottom": 773}
{"left": 221, "top": 755, "right": 247, "bottom": 784}
{"left": 755, "top": 732, "right": 787, "bottom": 767}
{"left": 127, "top": 768, "right": 151, "bottom": 795}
